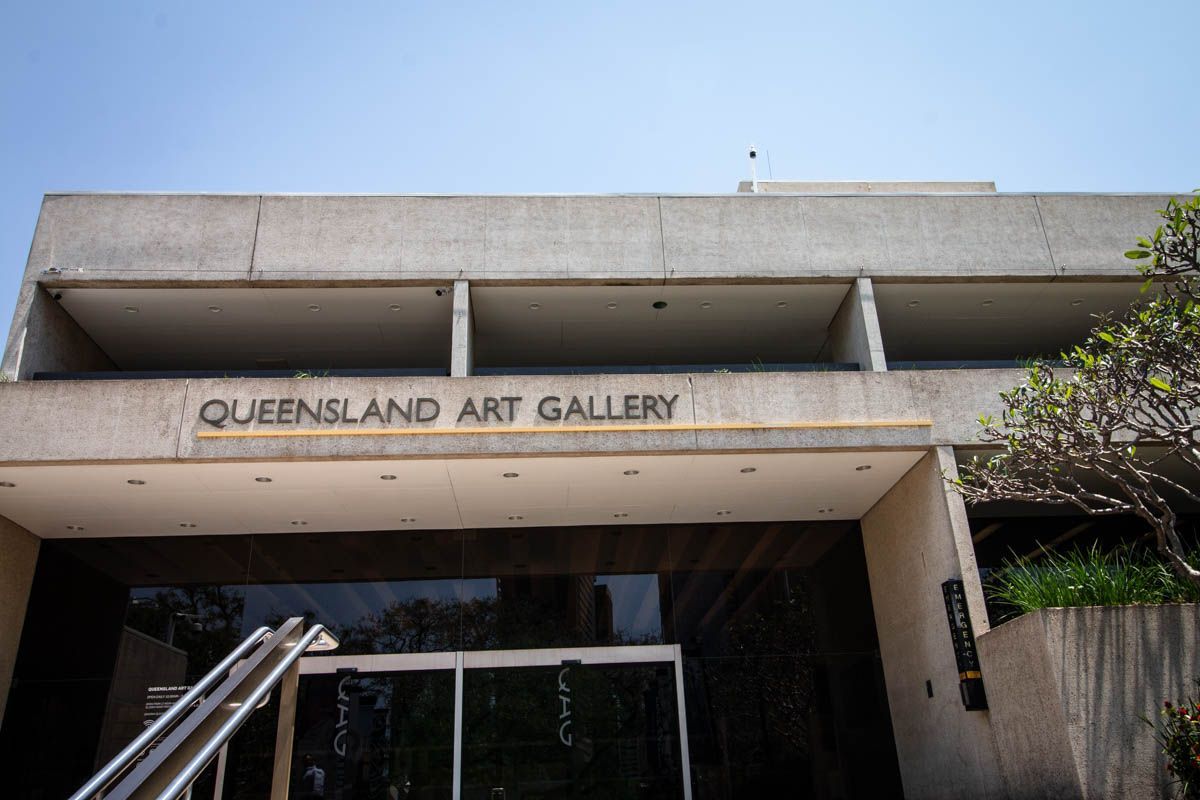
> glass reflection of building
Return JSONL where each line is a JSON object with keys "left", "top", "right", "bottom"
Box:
{"left": 1, "top": 522, "right": 901, "bottom": 799}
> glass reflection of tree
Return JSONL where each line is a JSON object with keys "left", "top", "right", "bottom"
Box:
{"left": 707, "top": 580, "right": 817, "bottom": 756}
{"left": 125, "top": 585, "right": 246, "bottom": 675}
{"left": 463, "top": 665, "right": 679, "bottom": 800}
{"left": 326, "top": 582, "right": 656, "bottom": 656}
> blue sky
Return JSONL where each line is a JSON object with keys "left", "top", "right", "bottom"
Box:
{"left": 1, "top": 1, "right": 1196, "bottom": 331}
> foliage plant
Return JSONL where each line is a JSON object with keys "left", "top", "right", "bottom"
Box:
{"left": 986, "top": 544, "right": 1200, "bottom": 619}
{"left": 1148, "top": 685, "right": 1200, "bottom": 800}
{"left": 952, "top": 193, "right": 1200, "bottom": 588}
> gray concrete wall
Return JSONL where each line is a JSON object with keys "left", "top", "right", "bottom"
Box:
{"left": 7, "top": 287, "right": 116, "bottom": 379}
{"left": 0, "top": 369, "right": 1020, "bottom": 464}
{"left": 820, "top": 277, "right": 887, "bottom": 371}
{"left": 0, "top": 515, "right": 39, "bottom": 726}
{"left": 15, "top": 192, "right": 1176, "bottom": 287}
{"left": 860, "top": 448, "right": 1006, "bottom": 800}
{"left": 978, "top": 605, "right": 1200, "bottom": 800}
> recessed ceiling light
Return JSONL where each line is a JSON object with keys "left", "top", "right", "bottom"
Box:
{"left": 652, "top": 300, "right": 668, "bottom": 310}
{"left": 716, "top": 510, "right": 732, "bottom": 516}
{"left": 400, "top": 517, "right": 416, "bottom": 523}
{"left": 817, "top": 507, "right": 835, "bottom": 514}
{"left": 123, "top": 306, "right": 139, "bottom": 313}
{"left": 290, "top": 520, "right": 307, "bottom": 526}
{"left": 606, "top": 302, "right": 618, "bottom": 309}
{"left": 255, "top": 476, "right": 272, "bottom": 483}
{"left": 308, "top": 304, "right": 321, "bottom": 312}
{"left": 1071, "top": 298, "right": 1084, "bottom": 306}
{"left": 699, "top": 301, "right": 713, "bottom": 309}
{"left": 529, "top": 303, "right": 541, "bottom": 310}
{"left": 906, "top": 300, "right": 920, "bottom": 308}
{"left": 502, "top": 472, "right": 519, "bottom": 478}
{"left": 980, "top": 299, "right": 994, "bottom": 307}
{"left": 179, "top": 522, "right": 197, "bottom": 528}
{"left": 508, "top": 515, "right": 524, "bottom": 521}
{"left": 623, "top": 469, "right": 640, "bottom": 476}
{"left": 126, "top": 479, "right": 146, "bottom": 485}
{"left": 208, "top": 306, "right": 222, "bottom": 313}
{"left": 739, "top": 467, "right": 757, "bottom": 474}
{"left": 66, "top": 524, "right": 85, "bottom": 531}
{"left": 0, "top": 481, "right": 14, "bottom": 488}
{"left": 613, "top": 512, "right": 629, "bottom": 518}
{"left": 380, "top": 474, "right": 397, "bottom": 481}
{"left": 388, "top": 304, "right": 402, "bottom": 311}
{"left": 776, "top": 301, "right": 789, "bottom": 309}
{"left": 855, "top": 464, "right": 872, "bottom": 471}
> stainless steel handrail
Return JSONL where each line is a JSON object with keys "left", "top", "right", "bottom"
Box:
{"left": 154, "top": 624, "right": 334, "bottom": 800}
{"left": 69, "top": 626, "right": 273, "bottom": 800}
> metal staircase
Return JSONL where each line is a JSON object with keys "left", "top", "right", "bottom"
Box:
{"left": 69, "top": 617, "right": 338, "bottom": 800}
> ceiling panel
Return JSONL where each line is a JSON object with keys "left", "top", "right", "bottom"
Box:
{"left": 874, "top": 281, "right": 1145, "bottom": 362}
{"left": 0, "top": 451, "right": 923, "bottom": 539}
{"left": 56, "top": 287, "right": 453, "bottom": 370}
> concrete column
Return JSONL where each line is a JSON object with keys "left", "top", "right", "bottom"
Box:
{"left": 450, "top": 279, "right": 474, "bottom": 377}
{"left": 0, "top": 515, "right": 40, "bottom": 726}
{"left": 3, "top": 285, "right": 115, "bottom": 380}
{"left": 860, "top": 447, "right": 1005, "bottom": 800}
{"left": 822, "top": 277, "right": 887, "bottom": 371}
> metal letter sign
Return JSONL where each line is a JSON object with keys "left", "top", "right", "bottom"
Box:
{"left": 941, "top": 579, "right": 988, "bottom": 711}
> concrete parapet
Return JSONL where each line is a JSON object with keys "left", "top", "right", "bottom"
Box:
{"left": 14, "top": 193, "right": 1181, "bottom": 290}
{"left": 0, "top": 369, "right": 1022, "bottom": 464}
{"left": 978, "top": 604, "right": 1200, "bottom": 800}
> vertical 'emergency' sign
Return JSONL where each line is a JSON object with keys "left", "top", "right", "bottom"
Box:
{"left": 941, "top": 579, "right": 988, "bottom": 711}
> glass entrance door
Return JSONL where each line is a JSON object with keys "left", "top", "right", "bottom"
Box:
{"left": 285, "top": 646, "right": 692, "bottom": 800}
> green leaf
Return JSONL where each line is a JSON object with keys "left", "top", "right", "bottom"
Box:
{"left": 1125, "top": 249, "right": 1152, "bottom": 260}
{"left": 1148, "top": 376, "right": 1171, "bottom": 392}
{"left": 1140, "top": 278, "right": 1154, "bottom": 294}
{"left": 1096, "top": 331, "right": 1115, "bottom": 343}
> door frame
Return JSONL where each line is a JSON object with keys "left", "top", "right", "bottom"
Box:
{"left": 273, "top": 644, "right": 694, "bottom": 800}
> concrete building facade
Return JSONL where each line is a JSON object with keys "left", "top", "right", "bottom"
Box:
{"left": 0, "top": 183, "right": 1189, "bottom": 799}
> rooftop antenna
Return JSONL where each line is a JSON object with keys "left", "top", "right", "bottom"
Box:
{"left": 748, "top": 145, "right": 759, "bottom": 193}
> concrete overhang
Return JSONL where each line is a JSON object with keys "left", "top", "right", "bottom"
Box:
{"left": 17, "top": 192, "right": 1185, "bottom": 286}
{"left": 0, "top": 370, "right": 1025, "bottom": 536}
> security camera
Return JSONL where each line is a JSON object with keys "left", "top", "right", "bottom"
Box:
{"left": 434, "top": 287, "right": 452, "bottom": 297}
{"left": 52, "top": 292, "right": 63, "bottom": 301}
{"left": 749, "top": 146, "right": 757, "bottom": 159}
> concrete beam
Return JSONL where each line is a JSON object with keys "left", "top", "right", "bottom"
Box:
{"left": 13, "top": 193, "right": 1182, "bottom": 291}
{"left": 0, "top": 515, "right": 39, "bottom": 726}
{"left": 450, "top": 280, "right": 474, "bottom": 377}
{"left": 0, "top": 369, "right": 1021, "bottom": 464}
{"left": 822, "top": 277, "right": 887, "bottom": 371}
{"left": 860, "top": 448, "right": 1005, "bottom": 800}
